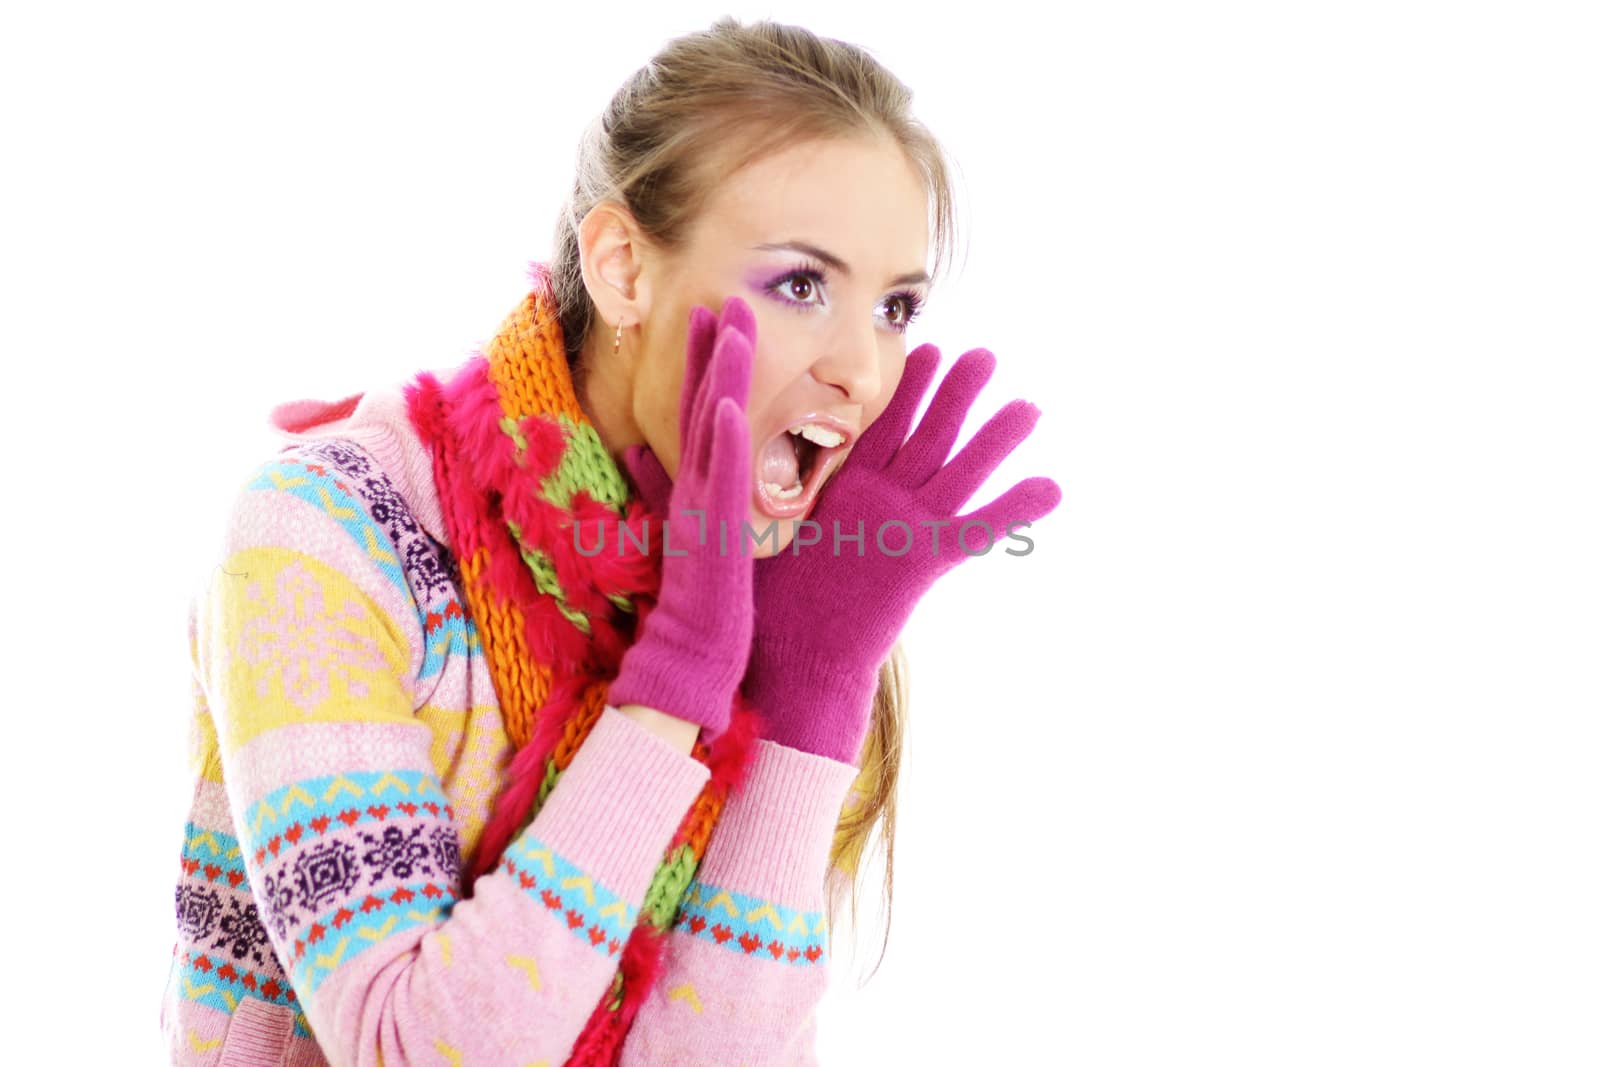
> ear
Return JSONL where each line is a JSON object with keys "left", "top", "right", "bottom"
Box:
{"left": 577, "top": 200, "right": 655, "bottom": 362}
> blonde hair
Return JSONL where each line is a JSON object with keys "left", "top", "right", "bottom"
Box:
{"left": 550, "top": 16, "right": 960, "bottom": 975}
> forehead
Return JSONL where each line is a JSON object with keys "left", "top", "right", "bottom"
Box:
{"left": 697, "top": 136, "right": 930, "bottom": 273}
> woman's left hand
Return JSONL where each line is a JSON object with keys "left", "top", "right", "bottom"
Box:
{"left": 625, "top": 342, "right": 1061, "bottom": 765}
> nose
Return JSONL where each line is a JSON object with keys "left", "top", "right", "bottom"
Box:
{"left": 811, "top": 316, "right": 882, "bottom": 404}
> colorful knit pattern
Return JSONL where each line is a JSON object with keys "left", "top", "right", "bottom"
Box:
{"left": 240, "top": 767, "right": 465, "bottom": 999}
{"left": 403, "top": 262, "right": 761, "bottom": 1066}
{"left": 499, "top": 834, "right": 640, "bottom": 957}
{"left": 174, "top": 822, "right": 314, "bottom": 1039}
{"left": 162, "top": 428, "right": 531, "bottom": 1064}
{"left": 671, "top": 880, "right": 829, "bottom": 966}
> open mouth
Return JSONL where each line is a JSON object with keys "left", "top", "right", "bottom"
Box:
{"left": 755, "top": 419, "right": 853, "bottom": 518}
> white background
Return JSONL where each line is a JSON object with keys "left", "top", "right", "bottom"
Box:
{"left": 3, "top": 1, "right": 1597, "bottom": 1063}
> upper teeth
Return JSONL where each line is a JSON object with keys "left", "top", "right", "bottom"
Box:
{"left": 788, "top": 423, "right": 844, "bottom": 447}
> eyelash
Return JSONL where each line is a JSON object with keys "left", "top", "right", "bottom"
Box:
{"left": 763, "top": 258, "right": 925, "bottom": 334}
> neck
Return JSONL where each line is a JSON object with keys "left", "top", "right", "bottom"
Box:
{"left": 575, "top": 324, "right": 644, "bottom": 463}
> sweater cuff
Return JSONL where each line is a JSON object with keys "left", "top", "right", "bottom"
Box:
{"left": 693, "top": 739, "right": 859, "bottom": 907}
{"left": 529, "top": 706, "right": 711, "bottom": 903}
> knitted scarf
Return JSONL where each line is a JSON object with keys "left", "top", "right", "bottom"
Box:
{"left": 403, "top": 261, "right": 761, "bottom": 1065}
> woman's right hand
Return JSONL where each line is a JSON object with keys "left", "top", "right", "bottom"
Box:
{"left": 606, "top": 297, "right": 758, "bottom": 740}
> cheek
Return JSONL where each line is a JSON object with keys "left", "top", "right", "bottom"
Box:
{"left": 867, "top": 351, "right": 909, "bottom": 425}
{"left": 746, "top": 353, "right": 787, "bottom": 429}
{"left": 744, "top": 319, "right": 809, "bottom": 419}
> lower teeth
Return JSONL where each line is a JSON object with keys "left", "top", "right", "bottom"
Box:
{"left": 765, "top": 481, "right": 803, "bottom": 500}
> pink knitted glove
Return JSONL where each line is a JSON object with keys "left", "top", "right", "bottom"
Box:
{"left": 606, "top": 298, "right": 758, "bottom": 739}
{"left": 743, "top": 344, "right": 1061, "bottom": 764}
{"left": 625, "top": 343, "right": 1062, "bottom": 764}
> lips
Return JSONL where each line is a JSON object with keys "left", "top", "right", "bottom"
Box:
{"left": 753, "top": 413, "right": 855, "bottom": 519}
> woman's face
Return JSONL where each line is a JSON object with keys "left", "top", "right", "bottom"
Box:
{"left": 623, "top": 134, "right": 932, "bottom": 557}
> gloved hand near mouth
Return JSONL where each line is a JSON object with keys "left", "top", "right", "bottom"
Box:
{"left": 625, "top": 340, "right": 1062, "bottom": 766}
{"left": 607, "top": 297, "right": 760, "bottom": 740}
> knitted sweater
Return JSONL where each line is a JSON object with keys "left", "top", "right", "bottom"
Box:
{"left": 160, "top": 377, "right": 862, "bottom": 1066}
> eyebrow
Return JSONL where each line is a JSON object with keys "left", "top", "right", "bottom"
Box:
{"left": 753, "top": 240, "right": 930, "bottom": 288}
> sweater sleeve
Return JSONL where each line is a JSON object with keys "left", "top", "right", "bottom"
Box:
{"left": 616, "top": 738, "right": 860, "bottom": 1067}
{"left": 195, "top": 460, "right": 710, "bottom": 1066}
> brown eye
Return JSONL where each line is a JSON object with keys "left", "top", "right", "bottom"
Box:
{"left": 762, "top": 266, "right": 828, "bottom": 312}
{"left": 878, "top": 290, "right": 925, "bottom": 335}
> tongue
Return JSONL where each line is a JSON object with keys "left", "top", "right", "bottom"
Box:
{"left": 759, "top": 433, "right": 802, "bottom": 488}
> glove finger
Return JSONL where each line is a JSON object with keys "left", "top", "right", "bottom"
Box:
{"left": 688, "top": 295, "right": 755, "bottom": 435}
{"left": 717, "top": 295, "right": 759, "bottom": 349}
{"left": 956, "top": 476, "right": 1063, "bottom": 550}
{"left": 681, "top": 305, "right": 720, "bottom": 473}
{"left": 705, "top": 314, "right": 755, "bottom": 417}
{"left": 685, "top": 316, "right": 754, "bottom": 485}
{"left": 886, "top": 347, "right": 996, "bottom": 488}
{"left": 706, "top": 396, "right": 754, "bottom": 556}
{"left": 921, "top": 399, "right": 1042, "bottom": 515}
{"left": 622, "top": 444, "right": 673, "bottom": 517}
{"left": 851, "top": 342, "right": 940, "bottom": 470}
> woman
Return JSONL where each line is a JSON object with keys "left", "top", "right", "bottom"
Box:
{"left": 161, "top": 16, "right": 1060, "bottom": 1066}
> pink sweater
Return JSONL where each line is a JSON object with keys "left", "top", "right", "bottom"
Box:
{"left": 160, "top": 378, "right": 862, "bottom": 1065}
